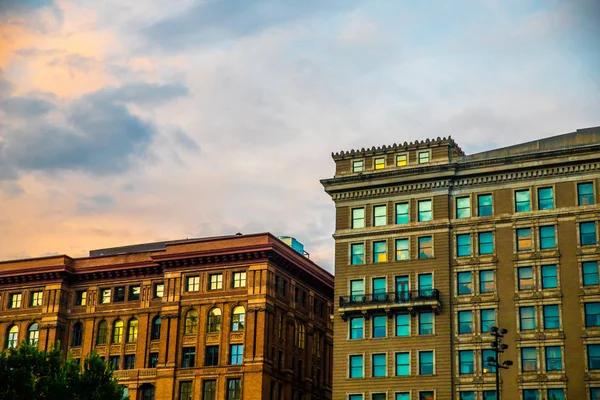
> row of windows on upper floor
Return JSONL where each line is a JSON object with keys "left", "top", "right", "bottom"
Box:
{"left": 120, "top": 378, "right": 242, "bottom": 400}
{"left": 349, "top": 181, "right": 596, "bottom": 230}
{"left": 351, "top": 151, "right": 433, "bottom": 174}
{"left": 349, "top": 392, "right": 496, "bottom": 400}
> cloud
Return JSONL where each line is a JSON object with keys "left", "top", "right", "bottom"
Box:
{"left": 77, "top": 194, "right": 116, "bottom": 214}
{"left": 0, "top": 0, "right": 55, "bottom": 16}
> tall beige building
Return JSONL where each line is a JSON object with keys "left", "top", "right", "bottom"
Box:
{"left": 321, "top": 127, "right": 600, "bottom": 400}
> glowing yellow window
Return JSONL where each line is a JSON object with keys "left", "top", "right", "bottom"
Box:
{"left": 374, "top": 158, "right": 385, "bottom": 169}
{"left": 397, "top": 154, "right": 407, "bottom": 167}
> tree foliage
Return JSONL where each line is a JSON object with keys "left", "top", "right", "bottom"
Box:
{"left": 0, "top": 342, "right": 125, "bottom": 400}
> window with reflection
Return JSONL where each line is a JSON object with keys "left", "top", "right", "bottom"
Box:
{"left": 207, "top": 308, "right": 221, "bottom": 333}
{"left": 185, "top": 309, "right": 198, "bottom": 334}
{"left": 112, "top": 320, "right": 123, "bottom": 344}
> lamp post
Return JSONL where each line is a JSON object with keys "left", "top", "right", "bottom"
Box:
{"left": 487, "top": 326, "right": 513, "bottom": 400}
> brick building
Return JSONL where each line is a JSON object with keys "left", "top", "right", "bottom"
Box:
{"left": 321, "top": 127, "right": 600, "bottom": 400}
{"left": 0, "top": 233, "right": 334, "bottom": 400}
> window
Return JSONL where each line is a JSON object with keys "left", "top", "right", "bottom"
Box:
{"left": 75, "top": 290, "right": 87, "bottom": 306}
{"left": 518, "top": 267, "right": 534, "bottom": 290}
{"left": 297, "top": 323, "right": 305, "bottom": 349}
{"left": 483, "top": 391, "right": 497, "bottom": 400}
{"left": 419, "top": 392, "right": 434, "bottom": 400}
{"left": 396, "top": 203, "right": 409, "bottom": 224}
{"left": 226, "top": 378, "right": 241, "bottom": 400}
{"left": 372, "top": 353, "right": 386, "bottom": 377}
{"left": 372, "top": 277, "right": 387, "bottom": 301}
{"left": 230, "top": 344, "right": 243, "bottom": 365}
{"left": 419, "top": 312, "right": 433, "bottom": 335}
{"left": 151, "top": 316, "right": 161, "bottom": 340}
{"left": 396, "top": 314, "right": 410, "bottom": 336}
{"left": 6, "top": 325, "right": 18, "bottom": 348}
{"left": 148, "top": 353, "right": 158, "bottom": 368}
{"left": 478, "top": 194, "right": 493, "bottom": 216}
{"left": 458, "top": 311, "right": 473, "bottom": 334}
{"left": 538, "top": 187, "right": 554, "bottom": 210}
{"left": 205, "top": 345, "right": 219, "bottom": 366}
{"left": 207, "top": 308, "right": 221, "bottom": 333}
{"left": 457, "top": 272, "right": 472, "bottom": 295}
{"left": 457, "top": 234, "right": 471, "bottom": 257}
{"left": 101, "top": 289, "right": 111, "bottom": 304}
{"left": 9, "top": 293, "right": 21, "bottom": 309}
{"left": 350, "top": 395, "right": 363, "bottom": 400}
{"left": 349, "top": 355, "right": 363, "bottom": 378}
{"left": 515, "top": 189, "right": 531, "bottom": 212}
{"left": 481, "top": 309, "right": 496, "bottom": 333}
{"left": 459, "top": 350, "right": 474, "bottom": 374}
{"left": 96, "top": 320, "right": 108, "bottom": 345}
{"left": 396, "top": 154, "right": 407, "bottom": 167}
{"left": 372, "top": 315, "right": 387, "bottom": 338}
{"left": 479, "top": 270, "right": 495, "bottom": 293}
{"left": 578, "top": 182, "right": 595, "bottom": 205}
{"left": 352, "top": 160, "right": 364, "bottom": 173}
{"left": 185, "top": 309, "right": 199, "bottom": 334}
{"left": 350, "top": 243, "right": 365, "bottom": 265}
{"left": 231, "top": 306, "right": 245, "bottom": 331}
{"left": 418, "top": 151, "right": 430, "bottom": 164}
{"left": 479, "top": 232, "right": 493, "bottom": 255}
{"left": 591, "top": 388, "right": 600, "bottom": 400}
{"left": 374, "top": 157, "right": 385, "bottom": 170}
{"left": 30, "top": 291, "right": 43, "bottom": 307}
{"left": 396, "top": 394, "right": 410, "bottom": 400}
{"left": 547, "top": 389, "right": 564, "bottom": 400}
{"left": 373, "top": 205, "right": 387, "bottom": 226}
{"left": 113, "top": 287, "right": 125, "bottom": 302}
{"left": 153, "top": 283, "right": 164, "bottom": 298}
{"left": 418, "top": 200, "right": 432, "bottom": 222}
{"left": 112, "top": 320, "right": 123, "bottom": 344}
{"left": 418, "top": 236, "right": 433, "bottom": 258}
{"left": 109, "top": 356, "right": 120, "bottom": 370}
{"left": 456, "top": 197, "right": 471, "bottom": 218}
{"left": 521, "top": 347, "right": 537, "bottom": 371}
{"left": 181, "top": 347, "right": 196, "bottom": 368}
{"left": 187, "top": 276, "right": 200, "bottom": 292}
{"left": 418, "top": 273, "right": 432, "bottom": 293}
{"left": 350, "top": 280, "right": 364, "bottom": 302}
{"left": 396, "top": 276, "right": 409, "bottom": 301}
{"left": 141, "top": 385, "right": 155, "bottom": 400}
{"left": 124, "top": 354, "right": 135, "bottom": 370}
{"left": 545, "top": 346, "right": 562, "bottom": 371}
{"left": 581, "top": 222, "right": 597, "bottom": 245}
{"left": 589, "top": 344, "right": 600, "bottom": 369}
{"left": 419, "top": 351, "right": 433, "bottom": 375}
{"left": 128, "top": 286, "right": 140, "bottom": 301}
{"left": 395, "top": 238, "right": 409, "bottom": 260}
{"left": 28, "top": 323, "right": 39, "bottom": 346}
{"left": 209, "top": 274, "right": 223, "bottom": 290}
{"left": 519, "top": 306, "right": 535, "bottom": 330}
{"left": 541, "top": 265, "right": 557, "bottom": 289}
{"left": 350, "top": 317, "right": 364, "bottom": 339}
{"left": 584, "top": 261, "right": 599, "bottom": 286}
{"left": 179, "top": 381, "right": 193, "bottom": 400}
{"left": 395, "top": 352, "right": 410, "bottom": 376}
{"left": 72, "top": 322, "right": 83, "bottom": 347}
{"left": 460, "top": 393, "right": 474, "bottom": 400}
{"left": 373, "top": 241, "right": 387, "bottom": 263}
{"left": 539, "top": 226, "right": 556, "bottom": 249}
{"left": 516, "top": 228, "right": 532, "bottom": 251}
{"left": 203, "top": 380, "right": 216, "bottom": 400}
{"left": 543, "top": 305, "right": 560, "bottom": 329}
{"left": 352, "top": 208, "right": 365, "bottom": 229}
{"left": 482, "top": 349, "right": 496, "bottom": 373}
{"left": 523, "top": 390, "right": 539, "bottom": 400}
{"left": 127, "top": 319, "right": 138, "bottom": 343}
{"left": 232, "top": 272, "right": 246, "bottom": 288}
{"left": 586, "top": 303, "right": 600, "bottom": 327}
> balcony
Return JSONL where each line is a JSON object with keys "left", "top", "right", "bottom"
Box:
{"left": 338, "top": 290, "right": 441, "bottom": 320}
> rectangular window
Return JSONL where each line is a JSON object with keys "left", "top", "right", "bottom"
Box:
{"left": 209, "top": 274, "right": 223, "bottom": 290}
{"left": 457, "top": 234, "right": 471, "bottom": 257}
{"left": 30, "top": 291, "right": 43, "bottom": 307}
{"left": 456, "top": 197, "right": 471, "bottom": 219}
{"left": 75, "top": 290, "right": 87, "bottom": 306}
{"left": 395, "top": 352, "right": 410, "bottom": 376}
{"left": 396, "top": 276, "right": 409, "bottom": 300}
{"left": 517, "top": 228, "right": 532, "bottom": 251}
{"left": 458, "top": 310, "right": 473, "bottom": 334}
{"left": 372, "top": 315, "right": 387, "bottom": 338}
{"left": 109, "top": 356, "right": 120, "bottom": 370}
{"left": 581, "top": 221, "right": 597, "bottom": 245}
{"left": 543, "top": 305, "right": 560, "bottom": 329}
{"left": 373, "top": 205, "right": 387, "bottom": 226}
{"left": 372, "top": 277, "right": 387, "bottom": 301}
{"left": 230, "top": 344, "right": 243, "bottom": 365}
{"left": 232, "top": 272, "right": 247, "bottom": 288}
{"left": 541, "top": 265, "right": 557, "bottom": 289}
{"left": 128, "top": 286, "right": 140, "bottom": 301}
{"left": 418, "top": 236, "right": 433, "bottom": 258}
{"left": 352, "top": 208, "right": 365, "bottom": 229}
{"left": 373, "top": 241, "right": 387, "bottom": 263}
{"left": 350, "top": 243, "right": 365, "bottom": 265}
{"left": 479, "top": 270, "right": 495, "bottom": 293}
{"left": 396, "top": 154, "right": 407, "bottom": 167}
{"left": 374, "top": 157, "right": 385, "bottom": 170}
{"left": 547, "top": 389, "right": 564, "bottom": 400}
{"left": 479, "top": 232, "right": 493, "bottom": 255}
{"left": 583, "top": 261, "right": 599, "bottom": 286}
{"left": 187, "top": 276, "right": 200, "bottom": 292}
{"left": 483, "top": 392, "right": 497, "bottom": 400}
{"left": 459, "top": 350, "right": 474, "bottom": 374}
{"left": 349, "top": 396, "right": 363, "bottom": 400}
{"left": 589, "top": 344, "right": 600, "bottom": 370}
{"left": 372, "top": 394, "right": 386, "bottom": 400}
{"left": 518, "top": 267, "right": 534, "bottom": 290}
{"left": 523, "top": 390, "right": 539, "bottom": 400}
{"left": 396, "top": 394, "right": 410, "bottom": 400}
{"left": 350, "top": 317, "right": 364, "bottom": 339}
{"left": 519, "top": 306, "right": 536, "bottom": 330}
{"left": 350, "top": 280, "right": 364, "bottom": 303}
{"left": 113, "top": 287, "right": 125, "bottom": 302}
{"left": 460, "top": 393, "right": 474, "bottom": 400}
{"left": 545, "top": 346, "right": 562, "bottom": 371}
{"left": 482, "top": 349, "right": 496, "bottom": 373}
{"left": 124, "top": 355, "right": 135, "bottom": 370}
{"left": 226, "top": 378, "right": 241, "bottom": 400}
{"left": 419, "top": 351, "right": 433, "bottom": 375}
{"left": 395, "top": 238, "right": 409, "bottom": 260}
{"left": 396, "top": 314, "right": 410, "bottom": 336}
{"left": 148, "top": 353, "right": 158, "bottom": 368}
{"left": 419, "top": 392, "right": 434, "bottom": 400}
{"left": 372, "top": 353, "right": 386, "bottom": 377}
{"left": 182, "top": 347, "right": 196, "bottom": 368}
{"left": 478, "top": 194, "right": 493, "bottom": 216}
{"left": 538, "top": 187, "right": 554, "bottom": 210}
{"left": 521, "top": 347, "right": 537, "bottom": 372}
{"left": 457, "top": 272, "right": 472, "bottom": 295}
{"left": 153, "top": 283, "right": 164, "bottom": 298}
{"left": 395, "top": 203, "right": 409, "bottom": 224}
{"left": 539, "top": 226, "right": 556, "bottom": 249}
{"left": 352, "top": 160, "right": 363, "bottom": 173}
{"left": 349, "top": 355, "right": 363, "bottom": 378}
{"left": 481, "top": 309, "right": 496, "bottom": 333}
{"left": 592, "top": 389, "right": 600, "bottom": 400}
{"left": 418, "top": 151, "right": 430, "bottom": 164}
{"left": 418, "top": 200, "right": 432, "bottom": 222}
{"left": 579, "top": 182, "right": 595, "bottom": 205}
{"left": 179, "top": 381, "right": 193, "bottom": 400}
{"left": 515, "top": 189, "right": 531, "bottom": 212}
{"left": 418, "top": 274, "right": 432, "bottom": 293}
{"left": 419, "top": 312, "right": 433, "bottom": 335}
{"left": 101, "top": 289, "right": 111, "bottom": 304}
{"left": 585, "top": 303, "right": 600, "bottom": 327}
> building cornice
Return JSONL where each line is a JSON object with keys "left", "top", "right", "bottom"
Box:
{"left": 332, "top": 136, "right": 463, "bottom": 160}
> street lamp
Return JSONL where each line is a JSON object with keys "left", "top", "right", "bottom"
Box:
{"left": 487, "top": 326, "right": 513, "bottom": 400}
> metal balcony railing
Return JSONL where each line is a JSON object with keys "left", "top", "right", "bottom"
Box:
{"left": 339, "top": 289, "right": 440, "bottom": 308}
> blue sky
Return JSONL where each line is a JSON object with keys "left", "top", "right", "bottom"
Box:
{"left": 0, "top": 0, "right": 598, "bottom": 270}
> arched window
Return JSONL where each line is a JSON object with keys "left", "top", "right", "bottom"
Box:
{"left": 28, "top": 323, "right": 39, "bottom": 346}
{"left": 297, "top": 323, "right": 305, "bottom": 349}
{"left": 231, "top": 306, "right": 245, "bottom": 331}
{"left": 72, "top": 322, "right": 83, "bottom": 347}
{"left": 127, "top": 318, "right": 138, "bottom": 343}
{"left": 141, "top": 384, "right": 155, "bottom": 400}
{"left": 6, "top": 325, "right": 18, "bottom": 349}
{"left": 150, "top": 316, "right": 161, "bottom": 341}
{"left": 184, "top": 309, "right": 198, "bottom": 335}
{"left": 97, "top": 320, "right": 108, "bottom": 345}
{"left": 112, "top": 319, "right": 123, "bottom": 344}
{"left": 207, "top": 308, "right": 222, "bottom": 333}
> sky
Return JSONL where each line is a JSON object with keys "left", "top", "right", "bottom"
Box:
{"left": 0, "top": 0, "right": 599, "bottom": 272}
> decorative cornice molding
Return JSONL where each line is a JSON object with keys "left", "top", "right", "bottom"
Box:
{"left": 332, "top": 136, "right": 462, "bottom": 160}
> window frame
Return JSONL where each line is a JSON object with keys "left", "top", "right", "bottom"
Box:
{"left": 459, "top": 350, "right": 474, "bottom": 374}
{"left": 395, "top": 351, "right": 410, "bottom": 376}
{"left": 371, "top": 353, "right": 387, "bottom": 377}
{"left": 519, "top": 306, "right": 536, "bottom": 331}
{"left": 372, "top": 240, "right": 387, "bottom": 263}
{"left": 456, "top": 196, "right": 471, "bottom": 219}
{"left": 458, "top": 310, "right": 473, "bottom": 334}
{"left": 539, "top": 225, "right": 556, "bottom": 249}
{"left": 418, "top": 150, "right": 430, "bottom": 164}
{"left": 418, "top": 350, "right": 434, "bottom": 375}
{"left": 374, "top": 157, "right": 385, "bottom": 170}
{"left": 537, "top": 187, "right": 554, "bottom": 210}
{"left": 418, "top": 236, "right": 433, "bottom": 259}
{"left": 209, "top": 273, "right": 223, "bottom": 290}
{"left": 349, "top": 354, "right": 364, "bottom": 378}
{"left": 457, "top": 272, "right": 472, "bottom": 295}
{"left": 418, "top": 199, "right": 433, "bottom": 222}
{"left": 541, "top": 265, "right": 557, "bottom": 289}
{"left": 578, "top": 182, "right": 595, "bottom": 206}
{"left": 456, "top": 233, "right": 471, "bottom": 257}
{"left": 186, "top": 276, "right": 200, "bottom": 292}
{"left": 395, "top": 202, "right": 409, "bottom": 224}
{"left": 352, "top": 160, "right": 364, "bottom": 173}
{"left": 350, "top": 242, "right": 365, "bottom": 265}
{"left": 515, "top": 189, "right": 531, "bottom": 212}
{"left": 232, "top": 271, "right": 247, "bottom": 288}
{"left": 396, "top": 153, "right": 408, "bottom": 167}
{"left": 478, "top": 231, "right": 494, "bottom": 255}
{"left": 479, "top": 270, "right": 495, "bottom": 293}
{"left": 351, "top": 208, "right": 365, "bottom": 229}
{"left": 477, "top": 193, "right": 493, "bottom": 217}
{"left": 373, "top": 204, "right": 387, "bottom": 227}
{"left": 583, "top": 261, "right": 600, "bottom": 286}
{"left": 580, "top": 221, "right": 597, "bottom": 246}
{"left": 521, "top": 347, "right": 538, "bottom": 372}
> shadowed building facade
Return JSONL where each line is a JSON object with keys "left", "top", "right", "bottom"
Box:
{"left": 0, "top": 233, "right": 333, "bottom": 400}
{"left": 321, "top": 127, "right": 600, "bottom": 400}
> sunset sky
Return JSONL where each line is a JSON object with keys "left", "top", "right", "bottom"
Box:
{"left": 0, "top": 0, "right": 598, "bottom": 271}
